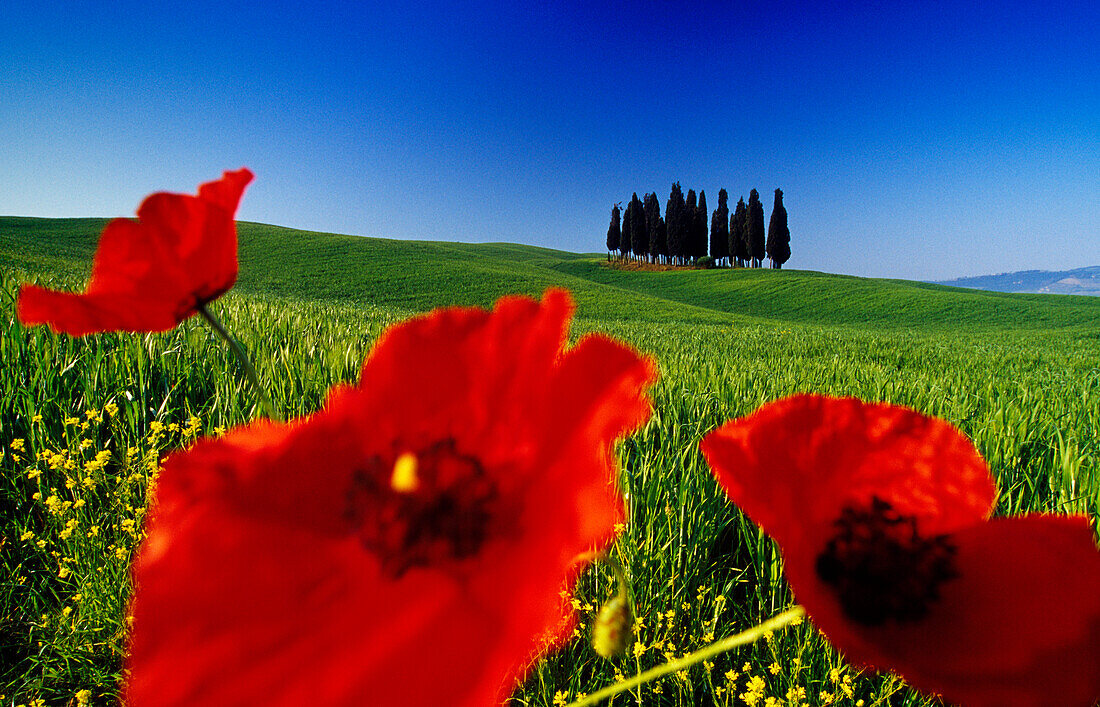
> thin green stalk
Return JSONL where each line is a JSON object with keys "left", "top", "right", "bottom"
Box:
{"left": 196, "top": 303, "right": 281, "bottom": 421}
{"left": 564, "top": 606, "right": 806, "bottom": 707}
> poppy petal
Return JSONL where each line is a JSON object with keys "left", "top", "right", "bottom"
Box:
{"left": 701, "top": 394, "right": 996, "bottom": 550}
{"left": 125, "top": 289, "right": 657, "bottom": 706}
{"left": 702, "top": 395, "right": 1100, "bottom": 707}
{"left": 16, "top": 168, "right": 252, "bottom": 335}
{"left": 800, "top": 514, "right": 1100, "bottom": 707}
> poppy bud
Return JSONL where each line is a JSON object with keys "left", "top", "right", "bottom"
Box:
{"left": 592, "top": 593, "right": 632, "bottom": 659}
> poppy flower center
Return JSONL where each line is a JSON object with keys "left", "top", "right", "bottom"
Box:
{"left": 815, "top": 497, "right": 957, "bottom": 625}
{"left": 345, "top": 439, "right": 498, "bottom": 577}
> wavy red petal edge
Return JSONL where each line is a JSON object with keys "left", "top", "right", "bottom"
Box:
{"left": 701, "top": 394, "right": 1100, "bottom": 707}
{"left": 124, "top": 288, "right": 658, "bottom": 707}
{"left": 16, "top": 168, "right": 253, "bottom": 336}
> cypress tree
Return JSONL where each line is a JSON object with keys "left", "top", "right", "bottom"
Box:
{"left": 644, "top": 192, "right": 662, "bottom": 263}
{"left": 766, "top": 188, "right": 791, "bottom": 269}
{"left": 685, "top": 189, "right": 697, "bottom": 265}
{"left": 620, "top": 197, "right": 632, "bottom": 260}
{"left": 711, "top": 188, "right": 730, "bottom": 265}
{"left": 696, "top": 190, "right": 708, "bottom": 261}
{"left": 731, "top": 197, "right": 748, "bottom": 267}
{"left": 666, "top": 182, "right": 686, "bottom": 264}
{"left": 629, "top": 193, "right": 648, "bottom": 260}
{"left": 655, "top": 216, "right": 668, "bottom": 263}
{"left": 606, "top": 203, "right": 620, "bottom": 261}
{"left": 748, "top": 188, "right": 766, "bottom": 267}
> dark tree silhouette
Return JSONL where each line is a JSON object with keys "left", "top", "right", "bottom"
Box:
{"left": 655, "top": 216, "right": 668, "bottom": 263}
{"left": 748, "top": 188, "right": 766, "bottom": 267}
{"left": 620, "top": 196, "right": 632, "bottom": 259}
{"left": 731, "top": 196, "right": 748, "bottom": 267}
{"left": 766, "top": 188, "right": 791, "bottom": 269}
{"left": 629, "top": 192, "right": 648, "bottom": 260}
{"left": 606, "top": 203, "right": 620, "bottom": 261}
{"left": 695, "top": 190, "right": 709, "bottom": 261}
{"left": 685, "top": 189, "right": 697, "bottom": 265}
{"left": 666, "top": 182, "right": 687, "bottom": 264}
{"left": 644, "top": 192, "right": 662, "bottom": 264}
{"left": 711, "top": 188, "right": 730, "bottom": 265}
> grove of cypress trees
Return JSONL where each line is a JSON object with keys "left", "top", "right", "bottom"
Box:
{"left": 644, "top": 192, "right": 662, "bottom": 264}
{"left": 766, "top": 188, "right": 791, "bottom": 269}
{"left": 748, "top": 188, "right": 766, "bottom": 267}
{"left": 606, "top": 203, "right": 620, "bottom": 261}
{"left": 711, "top": 188, "right": 730, "bottom": 265}
{"left": 731, "top": 196, "right": 748, "bottom": 267}
{"left": 629, "top": 193, "right": 648, "bottom": 260}
{"left": 666, "top": 182, "right": 687, "bottom": 264}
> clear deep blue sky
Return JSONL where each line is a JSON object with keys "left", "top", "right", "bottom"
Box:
{"left": 2, "top": 1, "right": 1097, "bottom": 280}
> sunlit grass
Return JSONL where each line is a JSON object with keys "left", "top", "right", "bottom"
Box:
{"left": 2, "top": 265, "right": 1098, "bottom": 705}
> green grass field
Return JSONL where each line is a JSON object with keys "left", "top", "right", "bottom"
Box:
{"left": 2, "top": 217, "right": 1099, "bottom": 706}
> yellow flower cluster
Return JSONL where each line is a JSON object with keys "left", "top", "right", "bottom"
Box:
{"left": 6, "top": 405, "right": 217, "bottom": 702}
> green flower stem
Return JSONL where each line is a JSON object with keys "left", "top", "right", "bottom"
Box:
{"left": 564, "top": 605, "right": 806, "bottom": 707}
{"left": 196, "top": 303, "right": 281, "bottom": 422}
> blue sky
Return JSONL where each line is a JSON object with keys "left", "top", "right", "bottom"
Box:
{"left": 2, "top": 1, "right": 1097, "bottom": 280}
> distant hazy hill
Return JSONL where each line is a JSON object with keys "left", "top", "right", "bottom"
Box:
{"left": 933, "top": 266, "right": 1100, "bottom": 296}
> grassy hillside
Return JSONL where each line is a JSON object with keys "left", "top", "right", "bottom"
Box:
{"left": 4, "top": 216, "right": 1100, "bottom": 331}
{"left": 2, "top": 216, "right": 1100, "bottom": 705}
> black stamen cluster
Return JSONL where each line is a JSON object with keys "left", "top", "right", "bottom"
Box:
{"left": 816, "top": 497, "right": 958, "bottom": 625}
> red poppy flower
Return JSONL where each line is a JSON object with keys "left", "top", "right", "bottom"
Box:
{"left": 701, "top": 394, "right": 1100, "bottom": 707}
{"left": 17, "top": 168, "right": 253, "bottom": 336}
{"left": 124, "top": 289, "right": 657, "bottom": 706}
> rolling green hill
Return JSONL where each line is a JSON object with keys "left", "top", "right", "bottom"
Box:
{"left": 3, "top": 216, "right": 1100, "bottom": 331}
{"left": 4, "top": 215, "right": 1100, "bottom": 706}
